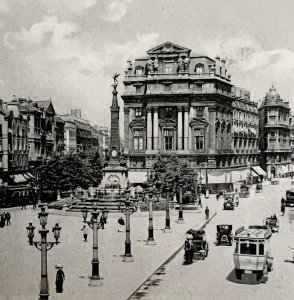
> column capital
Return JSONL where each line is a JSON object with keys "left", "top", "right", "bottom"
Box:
{"left": 183, "top": 106, "right": 189, "bottom": 112}
{"left": 146, "top": 107, "right": 152, "bottom": 113}
{"left": 153, "top": 107, "right": 159, "bottom": 113}
{"left": 124, "top": 107, "right": 130, "bottom": 114}
{"left": 177, "top": 106, "right": 183, "bottom": 112}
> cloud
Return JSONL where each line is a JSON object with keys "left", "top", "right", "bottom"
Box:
{"left": 0, "top": 0, "right": 9, "bottom": 13}
{"left": 100, "top": 0, "right": 133, "bottom": 22}
{"left": 1, "top": 15, "right": 159, "bottom": 125}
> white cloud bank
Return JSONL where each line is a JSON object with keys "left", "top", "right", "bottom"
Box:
{"left": 100, "top": 0, "right": 133, "bottom": 22}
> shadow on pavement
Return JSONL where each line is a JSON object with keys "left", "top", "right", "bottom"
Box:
{"left": 226, "top": 269, "right": 267, "bottom": 285}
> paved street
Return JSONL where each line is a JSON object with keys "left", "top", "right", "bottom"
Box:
{"left": 1, "top": 179, "right": 294, "bottom": 300}
{"left": 0, "top": 197, "right": 219, "bottom": 300}
{"left": 130, "top": 178, "right": 294, "bottom": 300}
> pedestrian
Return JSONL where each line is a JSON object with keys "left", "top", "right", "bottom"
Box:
{"left": 81, "top": 225, "right": 89, "bottom": 242}
{"left": 21, "top": 197, "right": 26, "bottom": 210}
{"left": 0, "top": 212, "right": 6, "bottom": 228}
{"left": 5, "top": 212, "right": 11, "bottom": 226}
{"left": 235, "top": 196, "right": 239, "bottom": 207}
{"left": 205, "top": 206, "right": 209, "bottom": 220}
{"left": 55, "top": 266, "right": 65, "bottom": 293}
{"left": 198, "top": 196, "right": 202, "bottom": 208}
{"left": 100, "top": 214, "right": 105, "bottom": 229}
{"left": 216, "top": 194, "right": 219, "bottom": 201}
{"left": 118, "top": 217, "right": 125, "bottom": 232}
{"left": 281, "top": 202, "right": 286, "bottom": 216}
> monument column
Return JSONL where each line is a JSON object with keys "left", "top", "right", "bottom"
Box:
{"left": 183, "top": 106, "right": 189, "bottom": 150}
{"left": 147, "top": 107, "right": 152, "bottom": 150}
{"left": 177, "top": 106, "right": 183, "bottom": 150}
{"left": 153, "top": 107, "right": 159, "bottom": 150}
{"left": 124, "top": 107, "right": 130, "bottom": 152}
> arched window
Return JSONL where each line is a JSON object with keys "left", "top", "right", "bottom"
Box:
{"left": 195, "top": 64, "right": 204, "bottom": 75}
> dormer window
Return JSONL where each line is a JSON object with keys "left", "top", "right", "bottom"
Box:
{"left": 135, "top": 67, "right": 143, "bottom": 76}
{"left": 195, "top": 64, "right": 204, "bottom": 75}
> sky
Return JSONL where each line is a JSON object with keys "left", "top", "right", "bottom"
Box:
{"left": 1, "top": 0, "right": 294, "bottom": 128}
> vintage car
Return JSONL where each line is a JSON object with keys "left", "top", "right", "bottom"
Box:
{"left": 239, "top": 186, "right": 250, "bottom": 198}
{"left": 184, "top": 229, "right": 209, "bottom": 263}
{"left": 264, "top": 216, "right": 279, "bottom": 233}
{"left": 223, "top": 196, "right": 235, "bottom": 210}
{"left": 285, "top": 189, "right": 294, "bottom": 207}
{"left": 271, "top": 178, "right": 280, "bottom": 185}
{"left": 255, "top": 183, "right": 263, "bottom": 193}
{"left": 218, "top": 190, "right": 226, "bottom": 200}
{"left": 233, "top": 225, "right": 273, "bottom": 282}
{"left": 216, "top": 225, "right": 233, "bottom": 245}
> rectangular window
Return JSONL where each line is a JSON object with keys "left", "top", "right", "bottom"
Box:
{"left": 196, "top": 84, "right": 202, "bottom": 91}
{"left": 133, "top": 130, "right": 144, "bottom": 150}
{"left": 194, "top": 129, "right": 205, "bottom": 150}
{"left": 270, "top": 131, "right": 275, "bottom": 137}
{"left": 135, "top": 108, "right": 142, "bottom": 117}
{"left": 136, "top": 86, "right": 141, "bottom": 93}
{"left": 164, "top": 130, "right": 174, "bottom": 150}
{"left": 196, "top": 107, "right": 204, "bottom": 117}
{"left": 163, "top": 84, "right": 171, "bottom": 92}
{"left": 240, "top": 243, "right": 257, "bottom": 255}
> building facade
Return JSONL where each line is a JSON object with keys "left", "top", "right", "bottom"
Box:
{"left": 259, "top": 86, "right": 292, "bottom": 178}
{"left": 122, "top": 42, "right": 259, "bottom": 184}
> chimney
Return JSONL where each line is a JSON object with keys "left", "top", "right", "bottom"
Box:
{"left": 215, "top": 56, "right": 221, "bottom": 76}
{"left": 221, "top": 58, "right": 226, "bottom": 77}
{"left": 71, "top": 109, "right": 81, "bottom": 118}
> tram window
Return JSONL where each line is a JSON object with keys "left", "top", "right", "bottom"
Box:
{"left": 240, "top": 242, "right": 257, "bottom": 255}
{"left": 234, "top": 242, "right": 239, "bottom": 254}
{"left": 259, "top": 244, "right": 264, "bottom": 255}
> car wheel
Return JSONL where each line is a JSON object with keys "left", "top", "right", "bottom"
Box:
{"left": 235, "top": 269, "right": 242, "bottom": 280}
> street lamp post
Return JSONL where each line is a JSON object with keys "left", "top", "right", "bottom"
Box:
{"left": 164, "top": 182, "right": 172, "bottom": 233}
{"left": 194, "top": 170, "right": 199, "bottom": 202}
{"left": 177, "top": 181, "right": 185, "bottom": 224}
{"left": 146, "top": 185, "right": 158, "bottom": 245}
{"left": 82, "top": 204, "right": 109, "bottom": 281}
{"left": 120, "top": 189, "right": 138, "bottom": 262}
{"left": 26, "top": 207, "right": 61, "bottom": 300}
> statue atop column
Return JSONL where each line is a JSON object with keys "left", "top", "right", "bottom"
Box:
{"left": 112, "top": 72, "right": 120, "bottom": 86}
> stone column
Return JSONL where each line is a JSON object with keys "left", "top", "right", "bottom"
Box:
{"left": 124, "top": 107, "right": 130, "bottom": 152}
{"left": 208, "top": 106, "right": 216, "bottom": 150}
{"left": 177, "top": 106, "right": 183, "bottom": 150}
{"left": 184, "top": 106, "right": 189, "bottom": 150}
{"left": 153, "top": 107, "right": 159, "bottom": 150}
{"left": 147, "top": 107, "right": 152, "bottom": 150}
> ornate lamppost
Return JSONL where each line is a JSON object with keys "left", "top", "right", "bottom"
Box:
{"left": 26, "top": 207, "right": 62, "bottom": 300}
{"left": 164, "top": 179, "right": 173, "bottom": 233}
{"left": 145, "top": 185, "right": 159, "bottom": 245}
{"left": 82, "top": 204, "right": 109, "bottom": 281}
{"left": 194, "top": 169, "right": 199, "bottom": 202}
{"left": 120, "top": 188, "right": 138, "bottom": 262}
{"left": 177, "top": 179, "right": 185, "bottom": 224}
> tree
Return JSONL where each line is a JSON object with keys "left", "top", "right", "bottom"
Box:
{"left": 37, "top": 151, "right": 104, "bottom": 192}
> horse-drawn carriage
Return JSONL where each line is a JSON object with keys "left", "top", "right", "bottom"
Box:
{"left": 184, "top": 229, "right": 209, "bottom": 263}
{"left": 216, "top": 225, "right": 233, "bottom": 245}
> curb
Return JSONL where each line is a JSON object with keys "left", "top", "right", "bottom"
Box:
{"left": 127, "top": 211, "right": 218, "bottom": 300}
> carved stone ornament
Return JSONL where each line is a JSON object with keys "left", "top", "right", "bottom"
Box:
{"left": 189, "top": 118, "right": 209, "bottom": 128}
{"left": 183, "top": 106, "right": 189, "bottom": 112}
{"left": 124, "top": 107, "right": 130, "bottom": 114}
{"left": 208, "top": 106, "right": 217, "bottom": 112}
{"left": 159, "top": 118, "right": 177, "bottom": 129}
{"left": 146, "top": 107, "right": 152, "bottom": 113}
{"left": 177, "top": 106, "right": 183, "bottom": 112}
{"left": 153, "top": 107, "right": 159, "bottom": 113}
{"left": 129, "top": 119, "right": 146, "bottom": 129}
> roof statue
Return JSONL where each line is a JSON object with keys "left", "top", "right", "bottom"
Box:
{"left": 112, "top": 72, "right": 120, "bottom": 85}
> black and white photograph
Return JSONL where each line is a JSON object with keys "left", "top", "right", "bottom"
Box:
{"left": 1, "top": 0, "right": 294, "bottom": 299}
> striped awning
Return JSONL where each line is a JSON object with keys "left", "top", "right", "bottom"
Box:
{"left": 251, "top": 166, "right": 267, "bottom": 177}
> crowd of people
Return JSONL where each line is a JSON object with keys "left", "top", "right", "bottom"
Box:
{"left": 0, "top": 211, "right": 11, "bottom": 227}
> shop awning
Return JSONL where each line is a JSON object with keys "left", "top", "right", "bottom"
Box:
{"left": 289, "top": 164, "right": 294, "bottom": 172}
{"left": 22, "top": 172, "right": 35, "bottom": 180}
{"left": 10, "top": 174, "right": 28, "bottom": 184}
{"left": 128, "top": 171, "right": 148, "bottom": 184}
{"left": 251, "top": 166, "right": 267, "bottom": 177}
{"left": 280, "top": 165, "right": 289, "bottom": 175}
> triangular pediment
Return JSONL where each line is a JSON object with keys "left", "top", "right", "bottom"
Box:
{"left": 147, "top": 42, "right": 191, "bottom": 55}
{"left": 190, "top": 117, "right": 209, "bottom": 128}
{"left": 46, "top": 102, "right": 55, "bottom": 115}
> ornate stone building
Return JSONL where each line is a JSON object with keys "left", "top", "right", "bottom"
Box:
{"left": 259, "top": 86, "right": 292, "bottom": 178}
{"left": 122, "top": 42, "right": 260, "bottom": 184}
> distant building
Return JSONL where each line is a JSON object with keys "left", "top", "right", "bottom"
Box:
{"left": 259, "top": 86, "right": 292, "bottom": 178}
{"left": 59, "top": 114, "right": 77, "bottom": 153}
{"left": 55, "top": 116, "right": 65, "bottom": 154}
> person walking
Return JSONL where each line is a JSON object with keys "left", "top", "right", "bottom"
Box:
{"left": 216, "top": 194, "right": 219, "bottom": 201}
{"left": 198, "top": 196, "right": 202, "bottom": 208}
{"left": 5, "top": 212, "right": 11, "bottom": 226}
{"left": 21, "top": 197, "right": 26, "bottom": 210}
{"left": 81, "top": 225, "right": 89, "bottom": 242}
{"left": 205, "top": 206, "right": 209, "bottom": 220}
{"left": 100, "top": 214, "right": 105, "bottom": 229}
{"left": 235, "top": 195, "right": 239, "bottom": 207}
{"left": 55, "top": 266, "right": 65, "bottom": 293}
{"left": 118, "top": 217, "right": 125, "bottom": 232}
{"left": 0, "top": 212, "right": 6, "bottom": 228}
{"left": 281, "top": 202, "right": 286, "bottom": 216}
